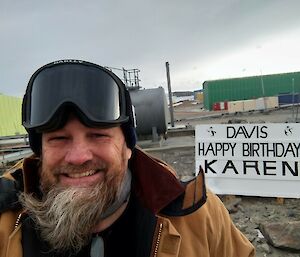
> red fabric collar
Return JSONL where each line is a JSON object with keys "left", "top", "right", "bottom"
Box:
{"left": 130, "top": 148, "right": 185, "bottom": 214}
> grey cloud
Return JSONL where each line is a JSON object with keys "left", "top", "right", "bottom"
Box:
{"left": 1, "top": 0, "right": 300, "bottom": 95}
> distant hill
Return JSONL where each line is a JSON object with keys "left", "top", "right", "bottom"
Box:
{"left": 0, "top": 94, "right": 26, "bottom": 136}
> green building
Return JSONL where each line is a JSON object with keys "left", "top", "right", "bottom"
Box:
{"left": 203, "top": 71, "right": 300, "bottom": 110}
{"left": 0, "top": 94, "right": 26, "bottom": 136}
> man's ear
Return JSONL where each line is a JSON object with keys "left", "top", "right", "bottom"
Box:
{"left": 125, "top": 147, "right": 132, "bottom": 160}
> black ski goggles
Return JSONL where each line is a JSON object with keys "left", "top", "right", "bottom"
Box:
{"left": 22, "top": 60, "right": 132, "bottom": 132}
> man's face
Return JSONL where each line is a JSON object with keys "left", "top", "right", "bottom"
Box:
{"left": 40, "top": 115, "right": 132, "bottom": 191}
{"left": 21, "top": 115, "right": 133, "bottom": 253}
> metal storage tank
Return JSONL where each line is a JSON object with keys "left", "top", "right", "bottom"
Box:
{"left": 243, "top": 99, "right": 256, "bottom": 112}
{"left": 278, "top": 93, "right": 300, "bottom": 105}
{"left": 220, "top": 101, "right": 228, "bottom": 110}
{"left": 228, "top": 100, "right": 243, "bottom": 113}
{"left": 255, "top": 98, "right": 265, "bottom": 111}
{"left": 194, "top": 92, "right": 203, "bottom": 102}
{"left": 129, "top": 87, "right": 170, "bottom": 137}
{"left": 203, "top": 71, "right": 300, "bottom": 110}
{"left": 213, "top": 101, "right": 228, "bottom": 111}
{"left": 213, "top": 102, "right": 221, "bottom": 111}
{"left": 265, "top": 96, "right": 279, "bottom": 109}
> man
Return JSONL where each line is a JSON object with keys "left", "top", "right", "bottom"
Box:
{"left": 0, "top": 60, "right": 255, "bottom": 257}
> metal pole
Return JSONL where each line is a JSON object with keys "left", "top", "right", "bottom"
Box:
{"left": 292, "top": 78, "right": 295, "bottom": 120}
{"left": 165, "top": 62, "right": 175, "bottom": 127}
{"left": 260, "top": 70, "right": 265, "bottom": 96}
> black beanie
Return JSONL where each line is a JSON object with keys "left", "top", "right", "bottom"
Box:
{"left": 22, "top": 60, "right": 137, "bottom": 155}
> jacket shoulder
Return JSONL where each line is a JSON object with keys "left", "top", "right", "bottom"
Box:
{"left": 161, "top": 170, "right": 207, "bottom": 216}
{"left": 195, "top": 190, "right": 255, "bottom": 256}
{"left": 0, "top": 161, "right": 24, "bottom": 213}
{"left": 165, "top": 190, "right": 255, "bottom": 257}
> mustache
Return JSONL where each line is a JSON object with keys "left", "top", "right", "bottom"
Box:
{"left": 51, "top": 160, "right": 107, "bottom": 175}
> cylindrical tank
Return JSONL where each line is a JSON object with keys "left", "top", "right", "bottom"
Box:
{"left": 213, "top": 102, "right": 221, "bottom": 111}
{"left": 278, "top": 93, "right": 300, "bottom": 105}
{"left": 129, "top": 87, "right": 170, "bottom": 136}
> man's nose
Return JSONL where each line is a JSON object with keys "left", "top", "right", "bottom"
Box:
{"left": 64, "top": 141, "right": 93, "bottom": 165}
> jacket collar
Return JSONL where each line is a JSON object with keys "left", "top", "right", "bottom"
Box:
{"left": 130, "top": 147, "right": 185, "bottom": 214}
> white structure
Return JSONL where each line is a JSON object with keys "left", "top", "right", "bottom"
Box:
{"left": 195, "top": 123, "right": 300, "bottom": 198}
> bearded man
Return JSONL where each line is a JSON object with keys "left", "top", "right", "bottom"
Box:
{"left": 0, "top": 60, "right": 255, "bottom": 257}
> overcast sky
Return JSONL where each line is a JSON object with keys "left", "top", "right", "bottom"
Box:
{"left": 1, "top": 0, "right": 300, "bottom": 97}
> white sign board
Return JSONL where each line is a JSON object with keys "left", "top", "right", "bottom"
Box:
{"left": 195, "top": 123, "right": 300, "bottom": 198}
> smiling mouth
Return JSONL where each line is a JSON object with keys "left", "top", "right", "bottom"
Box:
{"left": 65, "top": 169, "right": 100, "bottom": 178}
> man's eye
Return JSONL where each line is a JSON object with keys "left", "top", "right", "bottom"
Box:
{"left": 92, "top": 133, "right": 109, "bottom": 139}
{"left": 49, "top": 136, "right": 67, "bottom": 141}
{"left": 93, "top": 134, "right": 105, "bottom": 138}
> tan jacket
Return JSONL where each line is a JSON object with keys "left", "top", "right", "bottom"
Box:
{"left": 0, "top": 148, "right": 255, "bottom": 257}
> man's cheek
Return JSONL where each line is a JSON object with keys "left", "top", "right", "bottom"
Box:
{"left": 40, "top": 169, "right": 59, "bottom": 193}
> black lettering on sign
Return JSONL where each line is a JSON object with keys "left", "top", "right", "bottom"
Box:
{"left": 226, "top": 125, "right": 268, "bottom": 139}
{"left": 242, "top": 143, "right": 300, "bottom": 158}
{"left": 243, "top": 161, "right": 260, "bottom": 175}
{"left": 282, "top": 161, "right": 299, "bottom": 176}
{"left": 198, "top": 143, "right": 236, "bottom": 156}
{"left": 222, "top": 160, "right": 239, "bottom": 174}
{"left": 204, "top": 160, "right": 217, "bottom": 174}
{"left": 263, "top": 161, "right": 276, "bottom": 176}
{"left": 202, "top": 160, "right": 299, "bottom": 177}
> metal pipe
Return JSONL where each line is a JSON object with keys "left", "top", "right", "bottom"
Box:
{"left": 165, "top": 62, "right": 175, "bottom": 127}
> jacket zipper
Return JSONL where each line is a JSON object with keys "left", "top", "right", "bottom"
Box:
{"left": 14, "top": 212, "right": 23, "bottom": 230}
{"left": 153, "top": 223, "right": 163, "bottom": 257}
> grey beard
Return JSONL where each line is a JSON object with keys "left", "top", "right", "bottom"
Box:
{"left": 19, "top": 170, "right": 132, "bottom": 254}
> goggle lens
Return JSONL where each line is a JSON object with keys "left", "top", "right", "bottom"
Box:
{"left": 23, "top": 62, "right": 129, "bottom": 130}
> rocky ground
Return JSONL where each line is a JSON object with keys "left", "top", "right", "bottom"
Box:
{"left": 147, "top": 101, "right": 300, "bottom": 257}
{"left": 228, "top": 196, "right": 300, "bottom": 257}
